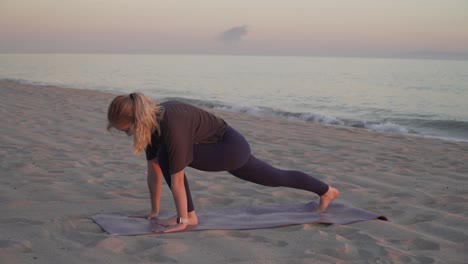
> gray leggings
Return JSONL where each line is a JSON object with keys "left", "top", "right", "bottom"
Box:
{"left": 157, "top": 126, "right": 329, "bottom": 212}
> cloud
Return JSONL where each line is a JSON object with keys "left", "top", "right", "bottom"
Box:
{"left": 217, "top": 25, "right": 248, "bottom": 44}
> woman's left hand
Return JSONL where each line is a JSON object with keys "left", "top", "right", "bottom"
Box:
{"left": 153, "top": 223, "right": 187, "bottom": 233}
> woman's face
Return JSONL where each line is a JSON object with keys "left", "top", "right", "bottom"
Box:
{"left": 115, "top": 122, "right": 134, "bottom": 136}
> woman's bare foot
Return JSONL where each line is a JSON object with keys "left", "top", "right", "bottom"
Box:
{"left": 156, "top": 211, "right": 199, "bottom": 226}
{"left": 319, "top": 187, "right": 340, "bottom": 212}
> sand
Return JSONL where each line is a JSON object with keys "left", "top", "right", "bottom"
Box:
{"left": 0, "top": 79, "right": 467, "bottom": 264}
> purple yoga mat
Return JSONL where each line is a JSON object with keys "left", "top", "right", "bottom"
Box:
{"left": 91, "top": 201, "right": 387, "bottom": 236}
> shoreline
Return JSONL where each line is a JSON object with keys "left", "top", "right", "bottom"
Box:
{"left": 1, "top": 79, "right": 467, "bottom": 263}
{"left": 2, "top": 78, "right": 467, "bottom": 144}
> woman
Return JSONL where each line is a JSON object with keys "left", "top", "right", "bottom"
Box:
{"left": 107, "top": 92, "right": 340, "bottom": 233}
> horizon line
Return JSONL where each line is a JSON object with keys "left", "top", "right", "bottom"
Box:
{"left": 1, "top": 51, "right": 468, "bottom": 61}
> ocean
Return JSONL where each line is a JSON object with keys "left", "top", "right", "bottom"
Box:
{"left": 1, "top": 53, "right": 467, "bottom": 142}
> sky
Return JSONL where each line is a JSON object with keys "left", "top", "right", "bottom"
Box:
{"left": 1, "top": 0, "right": 468, "bottom": 58}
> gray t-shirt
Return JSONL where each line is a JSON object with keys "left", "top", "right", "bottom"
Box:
{"left": 145, "top": 100, "right": 228, "bottom": 174}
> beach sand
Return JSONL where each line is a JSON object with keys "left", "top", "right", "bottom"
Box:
{"left": 1, "top": 79, "right": 467, "bottom": 263}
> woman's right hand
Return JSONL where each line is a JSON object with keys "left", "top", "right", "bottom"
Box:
{"left": 128, "top": 211, "right": 159, "bottom": 220}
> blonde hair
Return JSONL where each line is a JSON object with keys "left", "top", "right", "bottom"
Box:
{"left": 107, "top": 92, "right": 164, "bottom": 155}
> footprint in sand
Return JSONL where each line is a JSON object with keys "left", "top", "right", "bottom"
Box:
{"left": 0, "top": 218, "right": 43, "bottom": 225}
{"left": 407, "top": 238, "right": 440, "bottom": 251}
{"left": 0, "top": 240, "right": 33, "bottom": 253}
{"left": 225, "top": 231, "right": 289, "bottom": 247}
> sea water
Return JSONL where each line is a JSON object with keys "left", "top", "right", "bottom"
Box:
{"left": 1, "top": 54, "right": 467, "bottom": 142}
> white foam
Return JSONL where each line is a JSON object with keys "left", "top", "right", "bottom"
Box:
{"left": 214, "top": 105, "right": 268, "bottom": 116}
{"left": 295, "top": 113, "right": 345, "bottom": 125}
{"left": 366, "top": 122, "right": 409, "bottom": 133}
{"left": 213, "top": 104, "right": 461, "bottom": 141}
{"left": 215, "top": 104, "right": 346, "bottom": 126}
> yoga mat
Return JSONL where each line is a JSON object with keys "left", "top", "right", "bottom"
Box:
{"left": 91, "top": 202, "right": 387, "bottom": 236}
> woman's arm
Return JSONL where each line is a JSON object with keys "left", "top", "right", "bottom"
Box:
{"left": 147, "top": 160, "right": 163, "bottom": 217}
{"left": 171, "top": 169, "right": 188, "bottom": 219}
{"left": 161, "top": 169, "right": 189, "bottom": 232}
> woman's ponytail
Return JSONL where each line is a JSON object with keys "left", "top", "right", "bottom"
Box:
{"left": 131, "top": 93, "right": 163, "bottom": 154}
